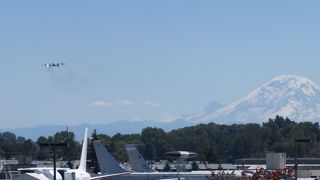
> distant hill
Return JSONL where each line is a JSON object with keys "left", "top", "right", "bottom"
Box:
{"left": 2, "top": 119, "right": 190, "bottom": 141}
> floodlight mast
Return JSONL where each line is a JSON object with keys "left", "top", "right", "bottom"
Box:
{"left": 39, "top": 142, "right": 68, "bottom": 180}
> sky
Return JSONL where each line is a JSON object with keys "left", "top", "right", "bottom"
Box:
{"left": 1, "top": 1, "right": 320, "bottom": 128}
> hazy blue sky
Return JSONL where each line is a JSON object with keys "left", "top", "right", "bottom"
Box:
{"left": 1, "top": 1, "right": 320, "bottom": 128}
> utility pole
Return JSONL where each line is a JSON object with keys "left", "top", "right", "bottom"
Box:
{"left": 39, "top": 142, "right": 68, "bottom": 180}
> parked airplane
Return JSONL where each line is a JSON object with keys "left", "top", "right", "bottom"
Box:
{"left": 125, "top": 144, "right": 200, "bottom": 173}
{"left": 44, "top": 62, "right": 64, "bottom": 68}
{"left": 93, "top": 140, "right": 214, "bottom": 180}
{"left": 124, "top": 144, "right": 155, "bottom": 172}
{"left": 164, "top": 151, "right": 198, "bottom": 172}
{"left": 63, "top": 128, "right": 91, "bottom": 180}
{"left": 16, "top": 128, "right": 91, "bottom": 180}
{"left": 164, "top": 151, "right": 198, "bottom": 159}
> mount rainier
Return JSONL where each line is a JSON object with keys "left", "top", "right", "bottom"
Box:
{"left": 6, "top": 75, "right": 320, "bottom": 140}
{"left": 186, "top": 75, "right": 320, "bottom": 124}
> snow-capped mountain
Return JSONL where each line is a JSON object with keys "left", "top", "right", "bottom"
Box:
{"left": 187, "top": 75, "right": 320, "bottom": 124}
{"left": 8, "top": 75, "right": 320, "bottom": 140}
{"left": 203, "top": 101, "right": 225, "bottom": 113}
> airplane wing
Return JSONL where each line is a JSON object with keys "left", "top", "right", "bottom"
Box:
{"left": 89, "top": 172, "right": 131, "bottom": 179}
{"left": 17, "top": 167, "right": 70, "bottom": 171}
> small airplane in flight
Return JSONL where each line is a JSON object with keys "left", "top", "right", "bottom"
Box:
{"left": 43, "top": 62, "right": 64, "bottom": 68}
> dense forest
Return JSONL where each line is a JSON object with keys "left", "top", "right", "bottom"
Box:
{"left": 1, "top": 116, "right": 320, "bottom": 166}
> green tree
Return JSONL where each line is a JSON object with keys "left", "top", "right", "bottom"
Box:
{"left": 141, "top": 127, "right": 168, "bottom": 160}
{"left": 87, "top": 129, "right": 100, "bottom": 173}
{"left": 36, "top": 136, "right": 50, "bottom": 160}
{"left": 54, "top": 131, "right": 81, "bottom": 161}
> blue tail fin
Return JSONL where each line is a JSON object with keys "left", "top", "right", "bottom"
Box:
{"left": 93, "top": 140, "right": 129, "bottom": 174}
{"left": 125, "top": 144, "right": 155, "bottom": 172}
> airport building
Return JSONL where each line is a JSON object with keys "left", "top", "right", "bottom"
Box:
{"left": 235, "top": 153, "right": 320, "bottom": 178}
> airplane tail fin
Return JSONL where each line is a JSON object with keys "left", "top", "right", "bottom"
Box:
{"left": 125, "top": 144, "right": 155, "bottom": 172}
{"left": 93, "top": 140, "right": 129, "bottom": 174}
{"left": 78, "top": 128, "right": 88, "bottom": 172}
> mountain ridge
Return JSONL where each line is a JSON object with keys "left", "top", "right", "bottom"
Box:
{"left": 3, "top": 74, "right": 320, "bottom": 140}
{"left": 1, "top": 119, "right": 190, "bottom": 141}
{"left": 187, "top": 75, "right": 320, "bottom": 124}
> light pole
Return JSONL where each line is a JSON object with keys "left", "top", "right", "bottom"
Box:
{"left": 39, "top": 142, "right": 68, "bottom": 180}
{"left": 294, "top": 138, "right": 311, "bottom": 180}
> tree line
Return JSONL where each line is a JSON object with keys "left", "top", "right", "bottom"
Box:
{"left": 1, "top": 116, "right": 320, "bottom": 166}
